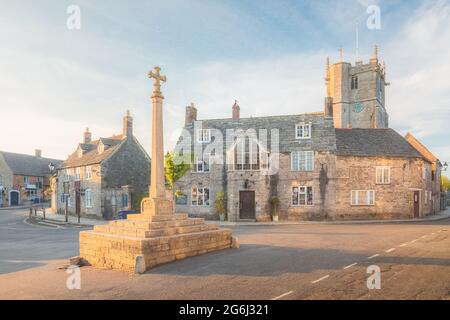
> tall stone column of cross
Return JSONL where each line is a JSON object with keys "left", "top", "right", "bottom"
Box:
{"left": 147, "top": 66, "right": 167, "bottom": 200}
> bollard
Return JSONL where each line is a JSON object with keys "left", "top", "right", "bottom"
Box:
{"left": 43, "top": 207, "right": 46, "bottom": 220}
{"left": 29, "top": 207, "right": 32, "bottom": 217}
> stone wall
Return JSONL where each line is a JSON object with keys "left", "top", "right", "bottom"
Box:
{"left": 334, "top": 156, "right": 433, "bottom": 219}
{"left": 0, "top": 154, "right": 13, "bottom": 207}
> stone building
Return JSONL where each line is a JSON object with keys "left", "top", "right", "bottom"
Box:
{"left": 173, "top": 47, "right": 443, "bottom": 221}
{"left": 0, "top": 150, "right": 62, "bottom": 207}
{"left": 405, "top": 132, "right": 445, "bottom": 213}
{"left": 54, "top": 111, "right": 150, "bottom": 220}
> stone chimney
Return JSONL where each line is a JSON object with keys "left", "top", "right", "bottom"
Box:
{"left": 35, "top": 149, "right": 42, "bottom": 158}
{"left": 324, "top": 97, "right": 333, "bottom": 118}
{"left": 123, "top": 110, "right": 133, "bottom": 137}
{"left": 83, "top": 127, "right": 92, "bottom": 144}
{"left": 185, "top": 103, "right": 198, "bottom": 125}
{"left": 232, "top": 100, "right": 240, "bottom": 120}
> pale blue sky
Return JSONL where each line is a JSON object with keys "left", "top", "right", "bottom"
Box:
{"left": 0, "top": 0, "right": 449, "bottom": 175}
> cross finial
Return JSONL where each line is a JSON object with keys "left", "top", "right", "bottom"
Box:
{"left": 147, "top": 66, "right": 167, "bottom": 97}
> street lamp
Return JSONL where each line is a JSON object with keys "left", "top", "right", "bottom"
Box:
{"left": 443, "top": 162, "right": 448, "bottom": 172}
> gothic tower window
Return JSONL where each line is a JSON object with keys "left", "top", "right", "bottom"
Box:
{"left": 351, "top": 76, "right": 358, "bottom": 90}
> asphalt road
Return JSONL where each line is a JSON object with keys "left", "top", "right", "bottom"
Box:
{"left": 0, "top": 209, "right": 449, "bottom": 299}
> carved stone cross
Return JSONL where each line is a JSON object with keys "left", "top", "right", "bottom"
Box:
{"left": 148, "top": 66, "right": 167, "bottom": 96}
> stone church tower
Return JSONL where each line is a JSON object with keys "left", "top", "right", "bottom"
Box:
{"left": 325, "top": 46, "right": 389, "bottom": 128}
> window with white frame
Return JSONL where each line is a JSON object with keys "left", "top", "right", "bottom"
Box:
{"left": 191, "top": 186, "right": 210, "bottom": 206}
{"left": 194, "top": 154, "right": 210, "bottom": 173}
{"left": 85, "top": 166, "right": 92, "bottom": 180}
{"left": 197, "top": 129, "right": 211, "bottom": 143}
{"left": 85, "top": 189, "right": 92, "bottom": 208}
{"left": 291, "top": 151, "right": 314, "bottom": 171}
{"left": 295, "top": 123, "right": 312, "bottom": 139}
{"left": 376, "top": 166, "right": 391, "bottom": 184}
{"left": 0, "top": 174, "right": 3, "bottom": 186}
{"left": 64, "top": 169, "right": 70, "bottom": 182}
{"left": 23, "top": 176, "right": 29, "bottom": 184}
{"left": 228, "top": 137, "right": 268, "bottom": 171}
{"left": 67, "top": 195, "right": 72, "bottom": 207}
{"left": 292, "top": 186, "right": 314, "bottom": 206}
{"left": 422, "top": 166, "right": 427, "bottom": 180}
{"left": 351, "top": 190, "right": 375, "bottom": 206}
{"left": 75, "top": 167, "right": 81, "bottom": 181}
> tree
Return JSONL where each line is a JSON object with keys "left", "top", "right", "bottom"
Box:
{"left": 164, "top": 152, "right": 191, "bottom": 190}
{"left": 442, "top": 175, "right": 450, "bottom": 192}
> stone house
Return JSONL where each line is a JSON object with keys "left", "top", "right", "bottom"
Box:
{"left": 173, "top": 47, "right": 442, "bottom": 221}
{"left": 0, "top": 149, "right": 62, "bottom": 207}
{"left": 54, "top": 111, "right": 150, "bottom": 220}
{"left": 405, "top": 132, "right": 445, "bottom": 213}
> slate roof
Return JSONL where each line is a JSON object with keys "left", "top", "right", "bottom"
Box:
{"left": 62, "top": 135, "right": 125, "bottom": 168}
{"left": 0, "top": 151, "right": 63, "bottom": 176}
{"left": 335, "top": 128, "right": 425, "bottom": 159}
{"left": 182, "top": 112, "right": 336, "bottom": 153}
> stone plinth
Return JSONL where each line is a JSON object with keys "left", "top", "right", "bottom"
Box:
{"left": 79, "top": 209, "right": 234, "bottom": 273}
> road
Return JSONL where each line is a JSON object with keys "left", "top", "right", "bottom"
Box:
{"left": 0, "top": 208, "right": 449, "bottom": 299}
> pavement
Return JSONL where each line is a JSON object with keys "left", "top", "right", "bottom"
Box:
{"left": 0, "top": 208, "right": 449, "bottom": 299}
{"left": 17, "top": 205, "right": 450, "bottom": 227}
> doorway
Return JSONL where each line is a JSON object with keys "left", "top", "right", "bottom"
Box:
{"left": 413, "top": 191, "right": 420, "bottom": 218}
{"left": 9, "top": 190, "right": 19, "bottom": 206}
{"left": 239, "top": 191, "right": 255, "bottom": 220}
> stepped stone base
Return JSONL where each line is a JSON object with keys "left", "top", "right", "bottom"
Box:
{"left": 79, "top": 198, "right": 235, "bottom": 273}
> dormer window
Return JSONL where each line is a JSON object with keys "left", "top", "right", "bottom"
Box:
{"left": 295, "top": 123, "right": 311, "bottom": 139}
{"left": 77, "top": 147, "right": 83, "bottom": 158}
{"left": 197, "top": 129, "right": 211, "bottom": 143}
{"left": 351, "top": 76, "right": 358, "bottom": 90}
{"left": 98, "top": 143, "right": 105, "bottom": 154}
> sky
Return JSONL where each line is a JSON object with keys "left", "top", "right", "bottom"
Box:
{"left": 0, "top": 0, "right": 449, "bottom": 176}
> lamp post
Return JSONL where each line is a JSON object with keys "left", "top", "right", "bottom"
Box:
{"left": 443, "top": 162, "right": 448, "bottom": 172}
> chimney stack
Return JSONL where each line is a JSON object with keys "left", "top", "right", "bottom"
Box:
{"left": 83, "top": 127, "right": 92, "bottom": 143}
{"left": 185, "top": 103, "right": 198, "bottom": 125}
{"left": 123, "top": 110, "right": 133, "bottom": 137}
{"left": 35, "top": 149, "right": 42, "bottom": 158}
{"left": 232, "top": 100, "right": 240, "bottom": 120}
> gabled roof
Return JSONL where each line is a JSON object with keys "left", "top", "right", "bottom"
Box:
{"left": 62, "top": 135, "right": 125, "bottom": 169}
{"left": 404, "top": 133, "right": 438, "bottom": 164}
{"left": 335, "top": 128, "right": 425, "bottom": 159}
{"left": 0, "top": 151, "right": 63, "bottom": 176}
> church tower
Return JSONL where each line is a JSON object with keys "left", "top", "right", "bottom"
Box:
{"left": 325, "top": 46, "right": 389, "bottom": 129}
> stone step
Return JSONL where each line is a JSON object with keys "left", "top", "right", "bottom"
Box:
{"left": 127, "top": 213, "right": 188, "bottom": 222}
{"left": 109, "top": 217, "right": 204, "bottom": 230}
{"left": 144, "top": 224, "right": 219, "bottom": 238}
{"left": 93, "top": 221, "right": 219, "bottom": 238}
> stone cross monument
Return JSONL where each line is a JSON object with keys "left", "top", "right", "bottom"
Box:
{"left": 78, "top": 66, "right": 236, "bottom": 274}
{"left": 140, "top": 66, "right": 173, "bottom": 216}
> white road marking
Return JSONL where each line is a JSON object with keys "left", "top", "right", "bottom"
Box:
{"left": 343, "top": 262, "right": 358, "bottom": 269}
{"left": 271, "top": 291, "right": 294, "bottom": 300}
{"left": 368, "top": 254, "right": 379, "bottom": 259}
{"left": 311, "top": 275, "right": 330, "bottom": 284}
{"left": 399, "top": 242, "right": 409, "bottom": 247}
{"left": 385, "top": 248, "right": 396, "bottom": 253}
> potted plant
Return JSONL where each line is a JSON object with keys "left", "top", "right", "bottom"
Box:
{"left": 214, "top": 192, "right": 227, "bottom": 221}
{"left": 269, "top": 196, "right": 280, "bottom": 222}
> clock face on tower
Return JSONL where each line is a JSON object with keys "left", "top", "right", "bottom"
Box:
{"left": 353, "top": 102, "right": 364, "bottom": 113}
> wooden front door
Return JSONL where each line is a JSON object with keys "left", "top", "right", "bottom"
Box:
{"left": 239, "top": 191, "right": 255, "bottom": 220}
{"left": 413, "top": 191, "right": 420, "bottom": 218}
